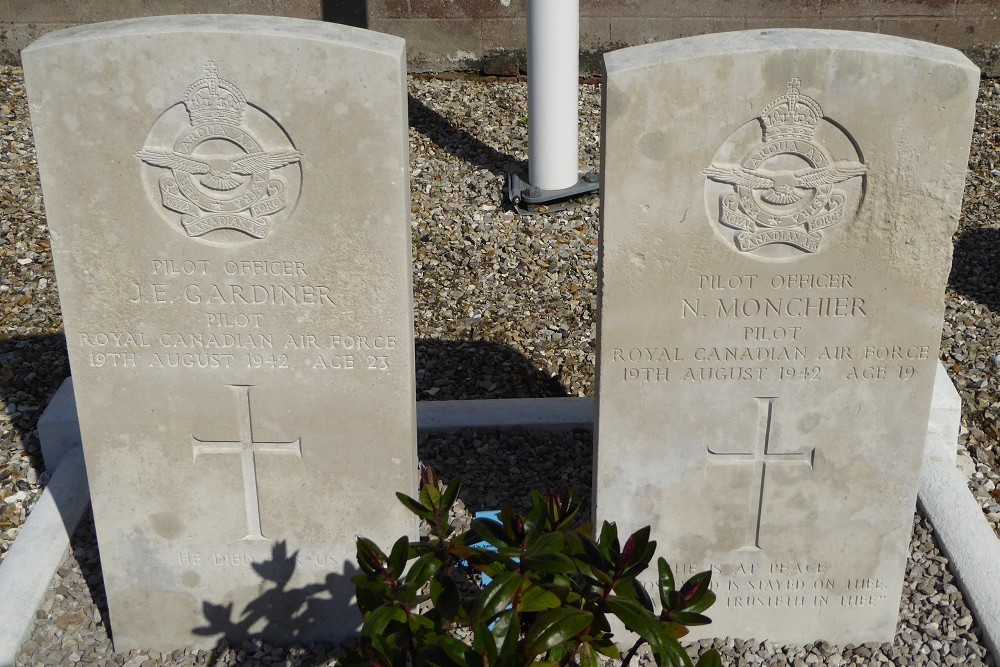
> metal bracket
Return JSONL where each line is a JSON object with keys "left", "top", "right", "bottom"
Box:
{"left": 506, "top": 171, "right": 600, "bottom": 215}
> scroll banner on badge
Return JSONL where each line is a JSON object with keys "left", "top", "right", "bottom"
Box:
{"left": 737, "top": 228, "right": 820, "bottom": 253}
{"left": 806, "top": 193, "right": 845, "bottom": 232}
{"left": 159, "top": 178, "right": 200, "bottom": 216}
{"left": 182, "top": 214, "right": 267, "bottom": 238}
{"left": 720, "top": 194, "right": 755, "bottom": 232}
{"left": 250, "top": 180, "right": 288, "bottom": 218}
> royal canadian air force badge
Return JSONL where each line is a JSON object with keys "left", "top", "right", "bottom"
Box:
{"left": 135, "top": 62, "right": 301, "bottom": 240}
{"left": 703, "top": 79, "right": 866, "bottom": 255}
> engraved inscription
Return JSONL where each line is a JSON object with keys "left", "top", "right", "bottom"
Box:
{"left": 706, "top": 397, "right": 815, "bottom": 550}
{"left": 192, "top": 385, "right": 302, "bottom": 541}
{"left": 642, "top": 561, "right": 891, "bottom": 610}
{"left": 703, "top": 79, "right": 866, "bottom": 256}
{"left": 135, "top": 62, "right": 302, "bottom": 241}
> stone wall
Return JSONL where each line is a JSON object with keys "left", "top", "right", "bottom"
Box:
{"left": 2, "top": 0, "right": 1000, "bottom": 71}
{"left": 368, "top": 0, "right": 1000, "bottom": 72}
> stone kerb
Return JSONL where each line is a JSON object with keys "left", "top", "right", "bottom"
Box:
{"left": 596, "top": 29, "right": 979, "bottom": 644}
{"left": 22, "top": 15, "right": 416, "bottom": 651}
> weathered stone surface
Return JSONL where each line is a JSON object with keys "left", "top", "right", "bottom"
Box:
{"left": 596, "top": 30, "right": 978, "bottom": 644}
{"left": 23, "top": 15, "right": 415, "bottom": 651}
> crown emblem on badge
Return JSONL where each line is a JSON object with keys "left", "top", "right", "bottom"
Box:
{"left": 183, "top": 61, "right": 246, "bottom": 127}
{"left": 702, "top": 78, "right": 866, "bottom": 255}
{"left": 134, "top": 61, "right": 302, "bottom": 241}
{"left": 760, "top": 78, "right": 822, "bottom": 142}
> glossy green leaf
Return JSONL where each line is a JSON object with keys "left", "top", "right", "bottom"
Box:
{"left": 598, "top": 521, "right": 621, "bottom": 562}
{"left": 387, "top": 535, "right": 409, "bottom": 579}
{"left": 361, "top": 604, "right": 405, "bottom": 639}
{"left": 667, "top": 610, "right": 713, "bottom": 626}
{"left": 471, "top": 518, "right": 512, "bottom": 550}
{"left": 441, "top": 477, "right": 462, "bottom": 512}
{"left": 491, "top": 610, "right": 520, "bottom": 662}
{"left": 516, "top": 585, "right": 562, "bottom": 613}
{"left": 629, "top": 577, "right": 655, "bottom": 611}
{"left": 419, "top": 479, "right": 441, "bottom": 510}
{"left": 606, "top": 598, "right": 692, "bottom": 667}
{"left": 404, "top": 551, "right": 443, "bottom": 590}
{"left": 578, "top": 642, "right": 601, "bottom": 667}
{"left": 521, "top": 551, "right": 575, "bottom": 575}
{"left": 695, "top": 648, "right": 724, "bottom": 667}
{"left": 472, "top": 620, "right": 498, "bottom": 667}
{"left": 657, "top": 557, "right": 675, "bottom": 609}
{"left": 395, "top": 492, "right": 433, "bottom": 520}
{"left": 430, "top": 572, "right": 460, "bottom": 621}
{"left": 591, "top": 637, "right": 621, "bottom": 660}
{"left": 525, "top": 532, "right": 564, "bottom": 556}
{"left": 523, "top": 608, "right": 594, "bottom": 657}
{"left": 472, "top": 572, "right": 523, "bottom": 624}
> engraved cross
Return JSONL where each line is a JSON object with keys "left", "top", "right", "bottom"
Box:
{"left": 706, "top": 396, "right": 815, "bottom": 550}
{"left": 192, "top": 385, "right": 302, "bottom": 541}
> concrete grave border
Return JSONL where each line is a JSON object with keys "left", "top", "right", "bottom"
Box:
{"left": 0, "top": 364, "right": 996, "bottom": 665}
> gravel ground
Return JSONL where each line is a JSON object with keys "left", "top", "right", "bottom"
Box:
{"left": 0, "top": 65, "right": 998, "bottom": 665}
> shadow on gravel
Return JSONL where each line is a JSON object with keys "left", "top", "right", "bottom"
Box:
{"left": 408, "top": 95, "right": 526, "bottom": 178}
{"left": 949, "top": 227, "right": 1000, "bottom": 312}
{"left": 414, "top": 339, "right": 592, "bottom": 524}
{"left": 193, "top": 540, "right": 357, "bottom": 665}
{"left": 415, "top": 339, "right": 570, "bottom": 400}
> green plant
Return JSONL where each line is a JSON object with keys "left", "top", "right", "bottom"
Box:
{"left": 343, "top": 469, "right": 723, "bottom": 667}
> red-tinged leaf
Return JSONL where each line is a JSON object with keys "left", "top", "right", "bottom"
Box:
{"left": 472, "top": 572, "right": 522, "bottom": 624}
{"left": 679, "top": 571, "right": 712, "bottom": 610}
{"left": 395, "top": 492, "right": 433, "bottom": 520}
{"left": 523, "top": 608, "right": 594, "bottom": 657}
{"left": 684, "top": 589, "right": 717, "bottom": 615}
{"left": 621, "top": 526, "right": 650, "bottom": 566}
{"left": 696, "top": 649, "right": 724, "bottom": 667}
{"left": 356, "top": 537, "right": 387, "bottom": 575}
{"left": 660, "top": 621, "right": 690, "bottom": 640}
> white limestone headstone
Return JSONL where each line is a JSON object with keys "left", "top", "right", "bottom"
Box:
{"left": 23, "top": 15, "right": 416, "bottom": 651}
{"left": 596, "top": 30, "right": 977, "bottom": 644}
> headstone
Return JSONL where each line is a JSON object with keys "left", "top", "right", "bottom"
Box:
{"left": 596, "top": 30, "right": 977, "bottom": 644}
{"left": 23, "top": 16, "right": 416, "bottom": 651}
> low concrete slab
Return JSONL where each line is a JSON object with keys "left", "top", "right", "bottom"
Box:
{"left": 0, "top": 446, "right": 90, "bottom": 667}
{"left": 919, "top": 365, "right": 1000, "bottom": 661}
{"left": 2, "top": 367, "right": 996, "bottom": 663}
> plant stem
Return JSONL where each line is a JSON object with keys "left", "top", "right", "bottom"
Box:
{"left": 621, "top": 638, "right": 645, "bottom": 667}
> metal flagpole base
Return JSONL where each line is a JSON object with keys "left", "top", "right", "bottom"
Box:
{"left": 506, "top": 170, "right": 599, "bottom": 215}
